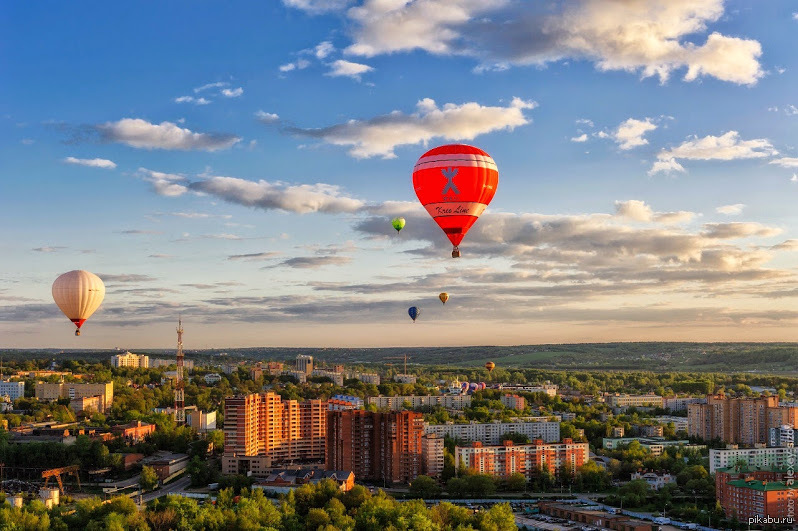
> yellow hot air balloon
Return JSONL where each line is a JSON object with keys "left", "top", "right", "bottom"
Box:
{"left": 485, "top": 362, "right": 495, "bottom": 372}
{"left": 52, "top": 270, "right": 105, "bottom": 336}
{"left": 439, "top": 292, "right": 449, "bottom": 304}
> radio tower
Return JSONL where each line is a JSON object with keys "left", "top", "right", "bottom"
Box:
{"left": 174, "top": 317, "right": 185, "bottom": 426}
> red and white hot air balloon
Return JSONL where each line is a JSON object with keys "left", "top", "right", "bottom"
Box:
{"left": 413, "top": 144, "right": 498, "bottom": 258}
{"left": 52, "top": 270, "right": 105, "bottom": 336}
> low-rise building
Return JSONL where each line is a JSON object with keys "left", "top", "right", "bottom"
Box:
{"left": 254, "top": 469, "right": 355, "bottom": 493}
{"left": 203, "top": 373, "right": 223, "bottom": 385}
{"left": 266, "top": 362, "right": 284, "bottom": 376}
{"left": 539, "top": 502, "right": 654, "bottom": 531}
{"left": 631, "top": 471, "right": 676, "bottom": 490}
{"left": 606, "top": 393, "right": 663, "bottom": 410}
{"left": 69, "top": 395, "right": 101, "bottom": 414}
{"left": 602, "top": 437, "right": 704, "bottom": 457}
{"left": 653, "top": 415, "right": 689, "bottom": 432}
{"left": 328, "top": 395, "right": 363, "bottom": 410}
{"left": 112, "top": 421, "right": 155, "bottom": 443}
{"left": 368, "top": 395, "right": 472, "bottom": 410}
{"left": 141, "top": 451, "right": 190, "bottom": 481}
{"left": 283, "top": 370, "right": 307, "bottom": 383}
{"left": 456, "top": 439, "right": 589, "bottom": 479}
{"left": 394, "top": 374, "right": 417, "bottom": 384}
{"left": 424, "top": 419, "right": 561, "bottom": 444}
{"left": 498, "top": 382, "right": 558, "bottom": 397}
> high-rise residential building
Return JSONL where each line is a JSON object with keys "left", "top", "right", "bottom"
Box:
{"left": 769, "top": 425, "right": 796, "bottom": 447}
{"left": 35, "top": 382, "right": 113, "bottom": 412}
{"left": 688, "top": 394, "right": 797, "bottom": 445}
{"left": 368, "top": 395, "right": 472, "bottom": 410}
{"left": 421, "top": 434, "right": 444, "bottom": 477}
{"left": 0, "top": 381, "right": 25, "bottom": 401}
{"left": 709, "top": 445, "right": 798, "bottom": 473}
{"left": 500, "top": 394, "right": 526, "bottom": 411}
{"left": 222, "top": 392, "right": 327, "bottom": 475}
{"left": 296, "top": 355, "right": 313, "bottom": 375}
{"left": 110, "top": 351, "right": 150, "bottom": 368}
{"left": 424, "top": 420, "right": 561, "bottom": 444}
{"left": 326, "top": 410, "right": 424, "bottom": 484}
{"left": 455, "top": 439, "right": 589, "bottom": 479}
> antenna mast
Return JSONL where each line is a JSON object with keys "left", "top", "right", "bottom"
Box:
{"left": 175, "top": 317, "right": 185, "bottom": 426}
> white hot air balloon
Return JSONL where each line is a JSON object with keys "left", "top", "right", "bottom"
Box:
{"left": 52, "top": 270, "right": 105, "bottom": 336}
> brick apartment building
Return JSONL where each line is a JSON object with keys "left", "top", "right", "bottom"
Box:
{"left": 688, "top": 394, "right": 798, "bottom": 445}
{"left": 223, "top": 392, "right": 327, "bottom": 475}
{"left": 715, "top": 466, "right": 797, "bottom": 523}
{"left": 325, "top": 410, "right": 424, "bottom": 484}
{"left": 455, "top": 438, "right": 589, "bottom": 478}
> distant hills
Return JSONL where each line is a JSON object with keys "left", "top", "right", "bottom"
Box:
{"left": 5, "top": 342, "right": 798, "bottom": 374}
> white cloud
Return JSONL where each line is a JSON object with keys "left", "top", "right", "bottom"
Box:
{"left": 189, "top": 176, "right": 365, "bottom": 214}
{"left": 314, "top": 41, "right": 335, "bottom": 59}
{"left": 194, "top": 82, "right": 227, "bottom": 93}
{"left": 792, "top": 174, "right": 798, "bottom": 183}
{"left": 650, "top": 131, "right": 777, "bottom": 174}
{"left": 282, "top": 0, "right": 351, "bottom": 13}
{"left": 716, "top": 204, "right": 745, "bottom": 215}
{"left": 136, "top": 167, "right": 189, "bottom": 197}
{"left": 614, "top": 118, "right": 657, "bottom": 150}
{"left": 770, "top": 158, "right": 798, "bottom": 168}
{"left": 255, "top": 111, "right": 280, "bottom": 124}
{"left": 615, "top": 199, "right": 694, "bottom": 224}
{"left": 325, "top": 59, "right": 374, "bottom": 79}
{"left": 279, "top": 59, "right": 310, "bottom": 72}
{"left": 97, "top": 118, "right": 240, "bottom": 151}
{"left": 21, "top": 138, "right": 34, "bottom": 145}
{"left": 175, "top": 96, "right": 212, "bottom": 105}
{"left": 794, "top": 12, "right": 798, "bottom": 20}
{"left": 786, "top": 105, "right": 798, "bottom": 116}
{"left": 570, "top": 134, "right": 588, "bottom": 143}
{"left": 702, "top": 222, "right": 781, "bottom": 239}
{"left": 221, "top": 87, "right": 244, "bottom": 98}
{"left": 288, "top": 96, "right": 536, "bottom": 159}
{"left": 576, "top": 119, "right": 594, "bottom": 127}
{"left": 344, "top": 0, "right": 763, "bottom": 85}
{"left": 63, "top": 156, "right": 116, "bottom": 169}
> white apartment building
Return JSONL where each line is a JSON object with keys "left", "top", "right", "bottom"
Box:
{"left": 311, "top": 369, "right": 344, "bottom": 386}
{"left": 111, "top": 351, "right": 149, "bottom": 368}
{"left": 204, "top": 373, "right": 223, "bottom": 384}
{"left": 654, "top": 416, "right": 689, "bottom": 432}
{"left": 0, "top": 381, "right": 25, "bottom": 401}
{"left": 394, "top": 374, "right": 417, "bottom": 384}
{"left": 631, "top": 472, "right": 676, "bottom": 490}
{"left": 498, "top": 382, "right": 558, "bottom": 397}
{"left": 348, "top": 372, "right": 380, "bottom": 385}
{"left": 710, "top": 445, "right": 798, "bottom": 474}
{"left": 368, "top": 395, "right": 472, "bottom": 410}
{"left": 424, "top": 420, "right": 561, "bottom": 444}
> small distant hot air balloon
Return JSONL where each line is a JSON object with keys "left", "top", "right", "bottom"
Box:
{"left": 439, "top": 292, "right": 449, "bottom": 304}
{"left": 461, "top": 382, "right": 469, "bottom": 390}
{"left": 479, "top": 382, "right": 486, "bottom": 391}
{"left": 485, "top": 362, "right": 495, "bottom": 372}
{"left": 413, "top": 144, "right": 499, "bottom": 258}
{"left": 52, "top": 270, "right": 105, "bottom": 336}
{"left": 391, "top": 217, "right": 406, "bottom": 233}
{"left": 468, "top": 382, "right": 478, "bottom": 394}
{"left": 408, "top": 306, "right": 420, "bottom": 322}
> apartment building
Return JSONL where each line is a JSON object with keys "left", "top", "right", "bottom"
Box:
{"left": 111, "top": 351, "right": 150, "bottom": 369}
{"left": 663, "top": 396, "right": 705, "bottom": 412}
{"left": 368, "top": 395, "right": 472, "bottom": 410}
{"left": 606, "top": 394, "right": 664, "bottom": 409}
{"left": 455, "top": 438, "right": 589, "bottom": 479}
{"left": 500, "top": 394, "right": 526, "bottom": 411}
{"left": 709, "top": 445, "right": 798, "bottom": 474}
{"left": 424, "top": 420, "right": 561, "bottom": 444}
{"left": 222, "top": 392, "right": 327, "bottom": 475}
{"left": 35, "top": 382, "right": 113, "bottom": 412}
{"left": 0, "top": 381, "right": 25, "bottom": 401}
{"left": 326, "top": 410, "right": 424, "bottom": 484}
{"left": 688, "top": 394, "right": 798, "bottom": 445}
{"left": 421, "top": 434, "right": 444, "bottom": 477}
{"left": 296, "top": 355, "right": 314, "bottom": 375}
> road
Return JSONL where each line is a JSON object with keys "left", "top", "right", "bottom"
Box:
{"left": 141, "top": 475, "right": 192, "bottom": 504}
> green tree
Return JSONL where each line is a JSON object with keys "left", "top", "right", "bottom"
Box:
{"left": 409, "top": 475, "right": 442, "bottom": 498}
{"left": 140, "top": 465, "right": 159, "bottom": 492}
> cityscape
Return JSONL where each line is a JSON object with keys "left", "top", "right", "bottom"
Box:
{"left": 4, "top": 1, "right": 798, "bottom": 530}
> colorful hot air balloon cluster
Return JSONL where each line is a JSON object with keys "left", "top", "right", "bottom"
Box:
{"left": 52, "top": 270, "right": 105, "bottom": 336}
{"left": 460, "top": 381, "right": 487, "bottom": 394}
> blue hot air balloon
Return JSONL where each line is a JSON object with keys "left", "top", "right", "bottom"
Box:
{"left": 408, "top": 306, "right": 420, "bottom": 322}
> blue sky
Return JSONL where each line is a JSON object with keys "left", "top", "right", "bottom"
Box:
{"left": 2, "top": 1, "right": 798, "bottom": 349}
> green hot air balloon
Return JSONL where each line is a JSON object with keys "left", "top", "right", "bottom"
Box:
{"left": 391, "top": 217, "right": 406, "bottom": 233}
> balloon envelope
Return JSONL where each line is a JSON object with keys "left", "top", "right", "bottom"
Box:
{"left": 391, "top": 217, "right": 406, "bottom": 232}
{"left": 52, "top": 270, "right": 105, "bottom": 333}
{"left": 439, "top": 292, "right": 449, "bottom": 304}
{"left": 485, "top": 362, "right": 495, "bottom": 372}
{"left": 413, "top": 144, "right": 498, "bottom": 254}
{"left": 408, "top": 306, "right": 420, "bottom": 322}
